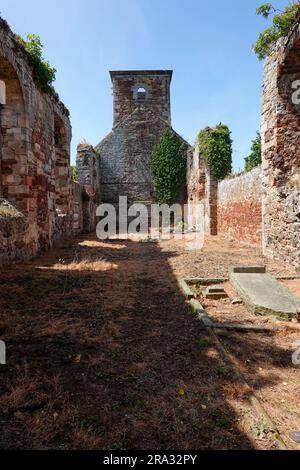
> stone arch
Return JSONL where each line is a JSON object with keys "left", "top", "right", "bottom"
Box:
{"left": 0, "top": 56, "right": 29, "bottom": 208}
{"left": 53, "top": 113, "right": 70, "bottom": 213}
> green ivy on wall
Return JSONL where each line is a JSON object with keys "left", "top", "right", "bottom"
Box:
{"left": 151, "top": 129, "right": 187, "bottom": 205}
{"left": 16, "top": 34, "right": 57, "bottom": 95}
{"left": 198, "top": 124, "right": 232, "bottom": 181}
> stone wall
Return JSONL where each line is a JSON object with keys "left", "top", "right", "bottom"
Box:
{"left": 187, "top": 146, "right": 262, "bottom": 244}
{"left": 96, "top": 70, "right": 189, "bottom": 206}
{"left": 71, "top": 182, "right": 83, "bottom": 234}
{"left": 76, "top": 143, "right": 100, "bottom": 232}
{"left": 261, "top": 25, "right": 300, "bottom": 267}
{"left": 187, "top": 145, "right": 217, "bottom": 235}
{"left": 77, "top": 144, "right": 101, "bottom": 200}
{"left": 0, "top": 17, "right": 97, "bottom": 265}
{"left": 217, "top": 167, "right": 262, "bottom": 246}
{"left": 0, "top": 199, "right": 27, "bottom": 264}
{"left": 97, "top": 107, "right": 169, "bottom": 204}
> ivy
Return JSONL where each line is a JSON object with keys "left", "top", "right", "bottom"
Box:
{"left": 151, "top": 129, "right": 187, "bottom": 205}
{"left": 253, "top": 2, "right": 300, "bottom": 60}
{"left": 16, "top": 34, "right": 57, "bottom": 95}
{"left": 245, "top": 132, "right": 262, "bottom": 171}
{"left": 198, "top": 124, "right": 232, "bottom": 181}
{"left": 71, "top": 166, "right": 78, "bottom": 183}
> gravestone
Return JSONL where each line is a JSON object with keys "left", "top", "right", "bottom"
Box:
{"left": 230, "top": 270, "right": 300, "bottom": 320}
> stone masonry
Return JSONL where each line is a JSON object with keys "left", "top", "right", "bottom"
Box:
{"left": 0, "top": 17, "right": 97, "bottom": 265}
{"left": 1, "top": 11, "right": 300, "bottom": 268}
{"left": 217, "top": 167, "right": 263, "bottom": 246}
{"left": 95, "top": 70, "right": 187, "bottom": 205}
{"left": 76, "top": 143, "right": 101, "bottom": 232}
{"left": 262, "top": 24, "right": 300, "bottom": 267}
{"left": 187, "top": 145, "right": 217, "bottom": 235}
{"left": 188, "top": 26, "right": 300, "bottom": 258}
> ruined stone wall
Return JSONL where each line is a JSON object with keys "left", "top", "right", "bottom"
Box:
{"left": 187, "top": 145, "right": 262, "bottom": 243}
{"left": 76, "top": 143, "right": 101, "bottom": 200}
{"left": 187, "top": 145, "right": 217, "bottom": 234}
{"left": 187, "top": 145, "right": 206, "bottom": 230}
{"left": 0, "top": 17, "right": 87, "bottom": 265}
{"left": 71, "top": 182, "right": 83, "bottom": 234}
{"left": 217, "top": 167, "right": 262, "bottom": 246}
{"left": 0, "top": 199, "right": 27, "bottom": 264}
{"left": 261, "top": 26, "right": 300, "bottom": 266}
{"left": 76, "top": 143, "right": 100, "bottom": 232}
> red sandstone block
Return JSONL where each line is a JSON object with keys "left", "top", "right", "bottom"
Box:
{"left": 24, "top": 176, "right": 33, "bottom": 186}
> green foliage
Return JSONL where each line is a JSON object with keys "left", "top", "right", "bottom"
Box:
{"left": 151, "top": 129, "right": 187, "bottom": 205}
{"left": 245, "top": 132, "right": 262, "bottom": 171}
{"left": 71, "top": 166, "right": 78, "bottom": 183}
{"left": 256, "top": 3, "right": 275, "bottom": 18}
{"left": 198, "top": 124, "right": 232, "bottom": 181}
{"left": 16, "top": 34, "right": 57, "bottom": 95}
{"left": 215, "top": 365, "right": 233, "bottom": 378}
{"left": 254, "top": 2, "right": 300, "bottom": 59}
{"left": 210, "top": 410, "right": 235, "bottom": 429}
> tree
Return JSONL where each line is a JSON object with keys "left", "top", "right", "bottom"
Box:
{"left": 151, "top": 129, "right": 187, "bottom": 205}
{"left": 245, "top": 132, "right": 262, "bottom": 171}
{"left": 253, "top": 2, "right": 300, "bottom": 60}
{"left": 198, "top": 124, "right": 232, "bottom": 181}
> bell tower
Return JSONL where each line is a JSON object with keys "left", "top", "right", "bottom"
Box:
{"left": 110, "top": 70, "right": 172, "bottom": 127}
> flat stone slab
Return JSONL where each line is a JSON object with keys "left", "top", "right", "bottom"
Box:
{"left": 230, "top": 273, "right": 300, "bottom": 320}
{"left": 231, "top": 266, "right": 266, "bottom": 274}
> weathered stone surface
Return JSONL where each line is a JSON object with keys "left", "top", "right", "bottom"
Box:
{"left": 0, "top": 198, "right": 27, "bottom": 264}
{"left": 0, "top": 17, "right": 91, "bottom": 265}
{"left": 231, "top": 266, "right": 266, "bottom": 274}
{"left": 231, "top": 298, "right": 243, "bottom": 305}
{"left": 187, "top": 149, "right": 262, "bottom": 242}
{"left": 186, "top": 145, "right": 217, "bottom": 235}
{"left": 205, "top": 285, "right": 228, "bottom": 300}
{"left": 95, "top": 70, "right": 188, "bottom": 205}
{"left": 217, "top": 167, "right": 263, "bottom": 246}
{"left": 261, "top": 26, "right": 300, "bottom": 267}
{"left": 230, "top": 272, "right": 300, "bottom": 320}
{"left": 76, "top": 144, "right": 101, "bottom": 232}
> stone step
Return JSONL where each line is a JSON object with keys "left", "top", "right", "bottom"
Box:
{"left": 205, "top": 285, "right": 228, "bottom": 300}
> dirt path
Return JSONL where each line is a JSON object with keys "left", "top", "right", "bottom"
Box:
{"left": 0, "top": 235, "right": 299, "bottom": 449}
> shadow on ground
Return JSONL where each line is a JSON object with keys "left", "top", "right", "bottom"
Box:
{"left": 0, "top": 235, "right": 293, "bottom": 449}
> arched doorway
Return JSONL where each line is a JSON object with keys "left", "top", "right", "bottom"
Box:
{"left": 0, "top": 56, "right": 28, "bottom": 210}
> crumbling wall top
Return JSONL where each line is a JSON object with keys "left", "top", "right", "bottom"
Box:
{"left": 0, "top": 16, "right": 70, "bottom": 120}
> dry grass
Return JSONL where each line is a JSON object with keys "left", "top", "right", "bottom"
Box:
{"left": 0, "top": 204, "right": 23, "bottom": 218}
{"left": 0, "top": 234, "right": 299, "bottom": 450}
{"left": 50, "top": 255, "right": 118, "bottom": 272}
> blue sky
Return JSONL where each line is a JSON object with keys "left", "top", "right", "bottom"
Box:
{"left": 0, "top": 0, "right": 287, "bottom": 171}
